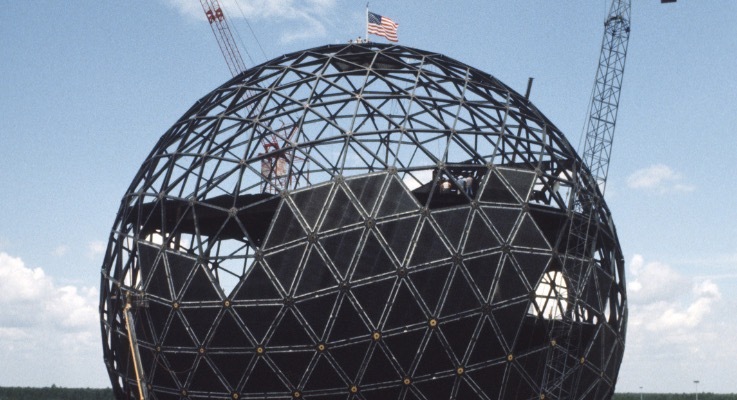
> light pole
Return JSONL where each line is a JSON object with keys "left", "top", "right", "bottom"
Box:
{"left": 694, "top": 380, "right": 700, "bottom": 400}
{"left": 639, "top": 386, "right": 643, "bottom": 400}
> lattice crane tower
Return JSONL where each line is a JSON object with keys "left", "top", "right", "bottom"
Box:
{"left": 542, "top": 1, "right": 631, "bottom": 398}
{"left": 582, "top": 0, "right": 632, "bottom": 195}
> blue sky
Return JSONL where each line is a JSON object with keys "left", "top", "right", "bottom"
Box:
{"left": 1, "top": 0, "right": 736, "bottom": 393}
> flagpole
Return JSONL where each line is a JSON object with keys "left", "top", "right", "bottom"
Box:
{"left": 365, "top": 3, "right": 369, "bottom": 42}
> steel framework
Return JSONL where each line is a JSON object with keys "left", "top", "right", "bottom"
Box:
{"left": 100, "top": 43, "right": 626, "bottom": 400}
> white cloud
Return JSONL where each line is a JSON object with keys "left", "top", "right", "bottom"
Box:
{"left": 0, "top": 252, "right": 104, "bottom": 386}
{"left": 693, "top": 279, "right": 721, "bottom": 298}
{"left": 165, "top": 0, "right": 337, "bottom": 43}
{"left": 627, "top": 254, "right": 687, "bottom": 303}
{"left": 0, "top": 252, "right": 98, "bottom": 333}
{"left": 618, "top": 254, "right": 735, "bottom": 392}
{"left": 52, "top": 244, "right": 69, "bottom": 257}
{"left": 87, "top": 240, "right": 106, "bottom": 260}
{"left": 626, "top": 164, "right": 695, "bottom": 193}
{"left": 627, "top": 255, "right": 721, "bottom": 332}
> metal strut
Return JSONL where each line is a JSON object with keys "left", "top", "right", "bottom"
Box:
{"left": 124, "top": 294, "right": 149, "bottom": 400}
{"left": 542, "top": 1, "right": 630, "bottom": 399}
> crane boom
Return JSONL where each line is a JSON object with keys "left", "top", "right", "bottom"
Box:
{"left": 582, "top": 0, "right": 631, "bottom": 195}
{"left": 198, "top": 4, "right": 307, "bottom": 192}
{"left": 200, "top": 0, "right": 247, "bottom": 76}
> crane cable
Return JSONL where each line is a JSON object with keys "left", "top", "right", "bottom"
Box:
{"left": 218, "top": 2, "right": 256, "bottom": 66}
{"left": 231, "top": 0, "right": 269, "bottom": 63}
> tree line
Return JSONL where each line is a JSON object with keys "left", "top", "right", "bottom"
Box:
{"left": 0, "top": 386, "right": 112, "bottom": 400}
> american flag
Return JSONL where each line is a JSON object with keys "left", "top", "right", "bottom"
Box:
{"left": 368, "top": 11, "right": 398, "bottom": 42}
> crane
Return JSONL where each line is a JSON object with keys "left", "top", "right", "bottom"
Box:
{"left": 581, "top": 0, "right": 631, "bottom": 196}
{"left": 582, "top": 1, "right": 676, "bottom": 195}
{"left": 542, "top": 0, "right": 631, "bottom": 398}
{"left": 199, "top": 0, "right": 247, "bottom": 76}
{"left": 199, "top": 1, "right": 306, "bottom": 193}
{"left": 259, "top": 124, "right": 308, "bottom": 194}
{"left": 544, "top": 1, "right": 674, "bottom": 398}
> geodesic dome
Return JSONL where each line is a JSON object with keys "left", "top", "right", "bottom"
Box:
{"left": 100, "top": 42, "right": 626, "bottom": 400}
